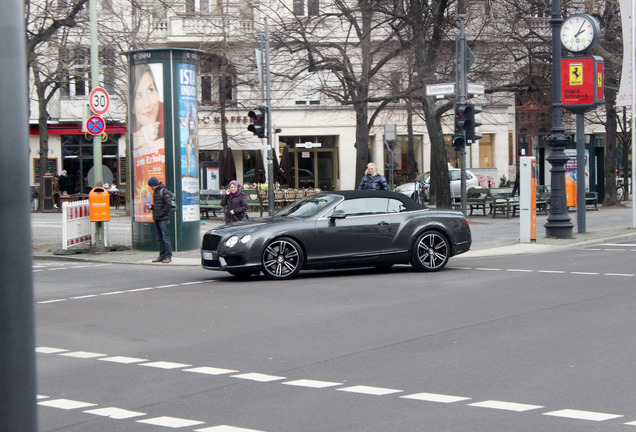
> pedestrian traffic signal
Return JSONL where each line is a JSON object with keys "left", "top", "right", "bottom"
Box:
{"left": 452, "top": 134, "right": 465, "bottom": 151}
{"left": 464, "top": 104, "right": 483, "bottom": 144}
{"left": 247, "top": 107, "right": 266, "bottom": 138}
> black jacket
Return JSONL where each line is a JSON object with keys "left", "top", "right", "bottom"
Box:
{"left": 358, "top": 174, "right": 389, "bottom": 190}
{"left": 151, "top": 183, "right": 172, "bottom": 221}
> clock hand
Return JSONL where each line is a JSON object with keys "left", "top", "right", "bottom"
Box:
{"left": 574, "top": 21, "right": 586, "bottom": 37}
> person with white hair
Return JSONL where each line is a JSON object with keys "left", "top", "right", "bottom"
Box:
{"left": 358, "top": 162, "right": 388, "bottom": 191}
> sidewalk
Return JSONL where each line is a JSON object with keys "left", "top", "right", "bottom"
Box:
{"left": 31, "top": 201, "right": 636, "bottom": 266}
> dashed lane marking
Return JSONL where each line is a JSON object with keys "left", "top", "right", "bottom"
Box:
{"left": 468, "top": 400, "right": 544, "bottom": 412}
{"left": 59, "top": 351, "right": 106, "bottom": 359}
{"left": 140, "top": 361, "right": 191, "bottom": 369}
{"left": 453, "top": 266, "right": 636, "bottom": 278}
{"left": 98, "top": 356, "right": 147, "bottom": 364}
{"left": 38, "top": 398, "right": 97, "bottom": 410}
{"left": 336, "top": 385, "right": 403, "bottom": 396}
{"left": 231, "top": 373, "right": 286, "bottom": 382}
{"left": 282, "top": 379, "right": 342, "bottom": 389}
{"left": 36, "top": 280, "right": 212, "bottom": 304}
{"left": 400, "top": 392, "right": 471, "bottom": 403}
{"left": 137, "top": 416, "right": 205, "bottom": 428}
{"left": 184, "top": 367, "right": 239, "bottom": 375}
{"left": 543, "top": 409, "right": 624, "bottom": 422}
{"left": 84, "top": 407, "right": 146, "bottom": 419}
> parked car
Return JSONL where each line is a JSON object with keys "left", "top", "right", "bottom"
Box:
{"left": 201, "top": 190, "right": 472, "bottom": 279}
{"left": 394, "top": 169, "right": 480, "bottom": 202}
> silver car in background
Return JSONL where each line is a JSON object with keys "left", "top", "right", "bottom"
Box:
{"left": 394, "top": 169, "right": 480, "bottom": 202}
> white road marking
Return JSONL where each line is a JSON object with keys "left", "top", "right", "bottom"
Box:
{"left": 70, "top": 295, "right": 98, "bottom": 299}
{"left": 100, "top": 291, "right": 126, "bottom": 296}
{"left": 195, "top": 426, "right": 266, "bottom": 432}
{"left": 37, "top": 395, "right": 49, "bottom": 399}
{"left": 36, "top": 347, "right": 68, "bottom": 354}
{"left": 140, "top": 361, "right": 191, "bottom": 369}
{"left": 538, "top": 270, "right": 566, "bottom": 274}
{"left": 39, "top": 399, "right": 97, "bottom": 410}
{"left": 156, "top": 284, "right": 179, "bottom": 289}
{"left": 84, "top": 407, "right": 146, "bottom": 419}
{"left": 400, "top": 392, "right": 471, "bottom": 403}
{"left": 605, "top": 273, "right": 635, "bottom": 277}
{"left": 468, "top": 400, "right": 543, "bottom": 412}
{"left": 506, "top": 269, "right": 533, "bottom": 272}
{"left": 59, "top": 351, "right": 106, "bottom": 359}
{"left": 137, "top": 416, "right": 205, "bottom": 428}
{"left": 336, "top": 385, "right": 402, "bottom": 396}
{"left": 181, "top": 281, "right": 208, "bottom": 285}
{"left": 127, "top": 287, "right": 155, "bottom": 292}
{"left": 475, "top": 267, "right": 501, "bottom": 271}
{"left": 98, "top": 356, "right": 147, "bottom": 364}
{"left": 232, "top": 373, "right": 286, "bottom": 382}
{"left": 283, "top": 379, "right": 342, "bottom": 389}
{"left": 570, "top": 272, "right": 599, "bottom": 275}
{"left": 184, "top": 366, "right": 238, "bottom": 375}
{"left": 38, "top": 299, "right": 66, "bottom": 304}
{"left": 543, "top": 409, "right": 623, "bottom": 421}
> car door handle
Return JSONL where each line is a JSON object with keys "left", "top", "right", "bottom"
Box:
{"left": 377, "top": 221, "right": 390, "bottom": 226}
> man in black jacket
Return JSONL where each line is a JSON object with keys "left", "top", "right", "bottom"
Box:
{"left": 146, "top": 177, "right": 173, "bottom": 263}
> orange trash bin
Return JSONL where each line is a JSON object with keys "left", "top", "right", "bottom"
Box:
{"left": 89, "top": 187, "right": 111, "bottom": 221}
{"left": 565, "top": 176, "right": 577, "bottom": 208}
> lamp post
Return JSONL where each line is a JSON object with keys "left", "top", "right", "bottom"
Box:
{"left": 544, "top": 0, "right": 574, "bottom": 239}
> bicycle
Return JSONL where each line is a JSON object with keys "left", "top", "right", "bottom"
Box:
{"left": 412, "top": 180, "right": 427, "bottom": 205}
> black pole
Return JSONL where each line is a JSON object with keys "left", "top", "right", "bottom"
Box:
{"left": 545, "top": 0, "right": 574, "bottom": 238}
{"left": 576, "top": 113, "right": 586, "bottom": 233}
{"left": 0, "top": 0, "right": 38, "bottom": 430}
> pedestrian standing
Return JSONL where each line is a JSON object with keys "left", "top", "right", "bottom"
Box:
{"left": 358, "top": 163, "right": 389, "bottom": 190}
{"left": 221, "top": 180, "right": 249, "bottom": 223}
{"left": 145, "top": 177, "right": 173, "bottom": 263}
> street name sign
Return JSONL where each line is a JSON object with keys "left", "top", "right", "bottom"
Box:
{"left": 426, "top": 83, "right": 455, "bottom": 96}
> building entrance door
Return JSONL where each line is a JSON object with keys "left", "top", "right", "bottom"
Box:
{"left": 289, "top": 148, "right": 336, "bottom": 190}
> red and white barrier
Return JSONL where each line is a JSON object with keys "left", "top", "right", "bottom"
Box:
{"left": 62, "top": 200, "right": 91, "bottom": 249}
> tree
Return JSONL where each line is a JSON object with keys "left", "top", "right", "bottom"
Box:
{"left": 26, "top": 0, "right": 90, "bottom": 204}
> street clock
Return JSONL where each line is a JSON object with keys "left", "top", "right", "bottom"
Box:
{"left": 560, "top": 14, "right": 601, "bottom": 54}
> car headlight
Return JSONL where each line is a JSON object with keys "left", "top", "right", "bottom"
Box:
{"left": 240, "top": 235, "right": 251, "bottom": 244}
{"left": 225, "top": 236, "right": 239, "bottom": 248}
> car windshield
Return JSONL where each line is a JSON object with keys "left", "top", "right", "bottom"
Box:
{"left": 274, "top": 194, "right": 341, "bottom": 218}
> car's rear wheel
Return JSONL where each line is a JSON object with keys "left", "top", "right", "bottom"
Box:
{"left": 411, "top": 231, "right": 450, "bottom": 272}
{"left": 261, "top": 237, "right": 304, "bottom": 280}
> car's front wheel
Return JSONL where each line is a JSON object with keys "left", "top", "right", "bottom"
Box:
{"left": 261, "top": 237, "right": 304, "bottom": 280}
{"left": 410, "top": 231, "right": 450, "bottom": 272}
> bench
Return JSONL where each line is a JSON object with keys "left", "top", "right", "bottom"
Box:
{"left": 585, "top": 191, "right": 599, "bottom": 210}
{"left": 243, "top": 189, "right": 268, "bottom": 217}
{"left": 200, "top": 190, "right": 223, "bottom": 219}
{"left": 452, "top": 188, "right": 491, "bottom": 216}
{"left": 488, "top": 188, "right": 515, "bottom": 218}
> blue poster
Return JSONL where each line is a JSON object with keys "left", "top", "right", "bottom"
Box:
{"left": 178, "top": 63, "right": 199, "bottom": 221}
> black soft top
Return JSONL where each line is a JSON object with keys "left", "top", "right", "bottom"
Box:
{"left": 316, "top": 190, "right": 427, "bottom": 211}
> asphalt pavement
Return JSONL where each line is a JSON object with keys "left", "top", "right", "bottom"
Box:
{"left": 31, "top": 200, "right": 636, "bottom": 266}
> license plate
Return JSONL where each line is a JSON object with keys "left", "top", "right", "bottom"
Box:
{"left": 202, "top": 251, "right": 217, "bottom": 260}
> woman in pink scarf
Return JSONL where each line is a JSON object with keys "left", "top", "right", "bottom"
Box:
{"left": 220, "top": 180, "right": 249, "bottom": 223}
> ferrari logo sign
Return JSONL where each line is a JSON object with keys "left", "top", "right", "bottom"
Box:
{"left": 569, "top": 63, "right": 584, "bottom": 86}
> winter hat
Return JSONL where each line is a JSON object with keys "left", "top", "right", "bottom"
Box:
{"left": 148, "top": 177, "right": 160, "bottom": 186}
{"left": 229, "top": 180, "right": 241, "bottom": 188}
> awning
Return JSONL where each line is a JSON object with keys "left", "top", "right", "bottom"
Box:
{"left": 198, "top": 131, "right": 265, "bottom": 151}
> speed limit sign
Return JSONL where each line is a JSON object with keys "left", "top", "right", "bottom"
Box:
{"left": 89, "top": 87, "right": 110, "bottom": 115}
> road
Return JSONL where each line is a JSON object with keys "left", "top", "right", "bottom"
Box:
{"left": 35, "top": 241, "right": 636, "bottom": 431}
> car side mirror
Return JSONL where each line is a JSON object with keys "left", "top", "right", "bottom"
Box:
{"left": 330, "top": 210, "right": 347, "bottom": 221}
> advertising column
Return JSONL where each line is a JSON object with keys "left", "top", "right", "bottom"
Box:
{"left": 127, "top": 48, "right": 201, "bottom": 251}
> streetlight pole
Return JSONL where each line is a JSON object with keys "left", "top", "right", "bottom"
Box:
{"left": 544, "top": 0, "right": 574, "bottom": 238}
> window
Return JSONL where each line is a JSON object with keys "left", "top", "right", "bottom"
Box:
{"left": 186, "top": 0, "right": 210, "bottom": 14}
{"left": 60, "top": 47, "right": 89, "bottom": 99}
{"left": 199, "top": 55, "right": 234, "bottom": 105}
{"left": 334, "top": 198, "right": 390, "bottom": 216}
{"left": 294, "top": 0, "right": 319, "bottom": 17}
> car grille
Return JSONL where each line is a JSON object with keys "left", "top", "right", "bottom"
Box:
{"left": 202, "top": 233, "right": 222, "bottom": 251}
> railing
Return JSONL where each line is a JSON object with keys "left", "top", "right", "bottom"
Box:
{"left": 62, "top": 200, "right": 91, "bottom": 249}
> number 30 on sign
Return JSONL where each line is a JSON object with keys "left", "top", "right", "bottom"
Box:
{"left": 89, "top": 87, "right": 110, "bottom": 115}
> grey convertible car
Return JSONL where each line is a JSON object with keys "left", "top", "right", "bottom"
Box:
{"left": 201, "top": 190, "right": 472, "bottom": 280}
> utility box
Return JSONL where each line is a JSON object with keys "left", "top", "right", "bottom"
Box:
{"left": 89, "top": 187, "right": 110, "bottom": 222}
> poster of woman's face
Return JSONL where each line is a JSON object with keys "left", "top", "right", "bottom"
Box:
{"left": 131, "top": 63, "right": 166, "bottom": 222}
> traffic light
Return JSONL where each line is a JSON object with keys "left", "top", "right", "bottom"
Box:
{"left": 247, "top": 107, "right": 266, "bottom": 138}
{"left": 454, "top": 103, "right": 469, "bottom": 135}
{"left": 452, "top": 134, "right": 465, "bottom": 151}
{"left": 464, "top": 104, "right": 483, "bottom": 144}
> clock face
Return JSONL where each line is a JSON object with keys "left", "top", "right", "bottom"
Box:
{"left": 561, "top": 14, "right": 599, "bottom": 53}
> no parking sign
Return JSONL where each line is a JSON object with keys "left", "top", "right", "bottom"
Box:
{"left": 85, "top": 115, "right": 106, "bottom": 136}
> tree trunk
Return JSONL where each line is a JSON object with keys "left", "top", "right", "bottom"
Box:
{"left": 422, "top": 97, "right": 451, "bottom": 208}
{"left": 603, "top": 86, "right": 620, "bottom": 206}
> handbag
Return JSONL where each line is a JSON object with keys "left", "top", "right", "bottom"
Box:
{"left": 232, "top": 211, "right": 248, "bottom": 221}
